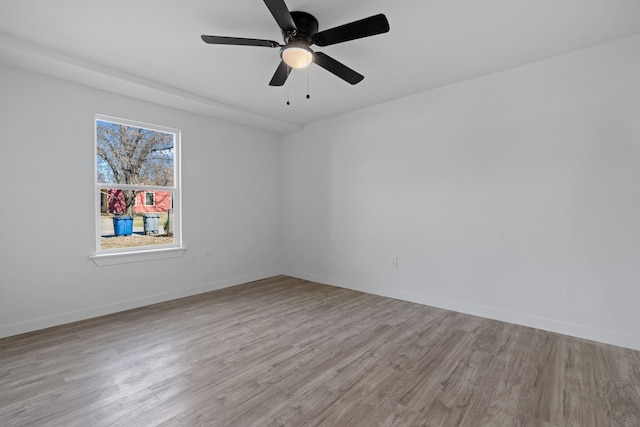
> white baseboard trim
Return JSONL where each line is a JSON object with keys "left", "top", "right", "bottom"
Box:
{"left": 0, "top": 269, "right": 281, "bottom": 339}
{"left": 283, "top": 269, "right": 640, "bottom": 352}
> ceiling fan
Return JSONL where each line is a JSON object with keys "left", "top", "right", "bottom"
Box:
{"left": 201, "top": 0, "right": 390, "bottom": 86}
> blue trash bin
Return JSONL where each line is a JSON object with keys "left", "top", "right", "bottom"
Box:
{"left": 112, "top": 215, "right": 133, "bottom": 236}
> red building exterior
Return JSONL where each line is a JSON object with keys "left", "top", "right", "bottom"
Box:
{"left": 102, "top": 189, "right": 172, "bottom": 214}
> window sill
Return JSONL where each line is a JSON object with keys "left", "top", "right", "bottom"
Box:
{"left": 90, "top": 247, "right": 186, "bottom": 266}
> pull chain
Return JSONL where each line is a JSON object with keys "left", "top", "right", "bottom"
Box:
{"left": 283, "top": 66, "right": 311, "bottom": 104}
{"left": 286, "top": 68, "right": 290, "bottom": 106}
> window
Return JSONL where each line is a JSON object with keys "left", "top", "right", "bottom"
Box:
{"left": 93, "top": 115, "right": 182, "bottom": 262}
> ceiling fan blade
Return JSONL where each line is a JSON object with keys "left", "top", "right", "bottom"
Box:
{"left": 269, "top": 61, "right": 292, "bottom": 86}
{"left": 314, "top": 52, "right": 364, "bottom": 85}
{"left": 313, "top": 14, "right": 389, "bottom": 47}
{"left": 263, "top": 0, "right": 297, "bottom": 32}
{"left": 201, "top": 35, "right": 280, "bottom": 48}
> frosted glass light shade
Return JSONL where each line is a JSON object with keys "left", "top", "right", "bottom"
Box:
{"left": 282, "top": 46, "right": 313, "bottom": 69}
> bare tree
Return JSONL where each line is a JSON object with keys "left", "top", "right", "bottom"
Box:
{"left": 97, "top": 121, "right": 174, "bottom": 216}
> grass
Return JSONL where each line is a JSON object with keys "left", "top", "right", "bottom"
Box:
{"left": 101, "top": 234, "right": 173, "bottom": 250}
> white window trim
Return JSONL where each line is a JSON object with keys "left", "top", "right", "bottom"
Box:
{"left": 92, "top": 114, "right": 183, "bottom": 265}
{"left": 90, "top": 247, "right": 186, "bottom": 266}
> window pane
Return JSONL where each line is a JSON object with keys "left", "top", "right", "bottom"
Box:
{"left": 96, "top": 120, "right": 174, "bottom": 186}
{"left": 145, "top": 192, "right": 155, "bottom": 206}
{"left": 100, "top": 188, "right": 175, "bottom": 251}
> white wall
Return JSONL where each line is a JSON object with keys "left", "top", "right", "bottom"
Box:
{"left": 281, "top": 35, "right": 640, "bottom": 351}
{"left": 0, "top": 65, "right": 282, "bottom": 337}
{"left": 2, "top": 35, "right": 639, "bottom": 352}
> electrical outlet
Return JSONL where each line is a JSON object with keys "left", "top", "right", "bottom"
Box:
{"left": 391, "top": 256, "right": 399, "bottom": 268}
{"left": 190, "top": 256, "right": 197, "bottom": 266}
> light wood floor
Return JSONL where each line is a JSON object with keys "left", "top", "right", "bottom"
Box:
{"left": 1, "top": 276, "right": 639, "bottom": 426}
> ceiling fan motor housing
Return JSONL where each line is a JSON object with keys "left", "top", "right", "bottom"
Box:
{"left": 285, "top": 11, "right": 318, "bottom": 45}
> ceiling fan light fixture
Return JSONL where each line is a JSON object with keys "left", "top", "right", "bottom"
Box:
{"left": 281, "top": 45, "right": 313, "bottom": 69}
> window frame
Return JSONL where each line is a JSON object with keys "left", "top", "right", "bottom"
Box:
{"left": 144, "top": 192, "right": 155, "bottom": 206}
{"left": 91, "top": 114, "right": 184, "bottom": 265}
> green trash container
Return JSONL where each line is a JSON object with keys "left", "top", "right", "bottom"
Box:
{"left": 143, "top": 213, "right": 160, "bottom": 235}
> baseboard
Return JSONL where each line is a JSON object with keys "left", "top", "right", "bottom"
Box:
{"left": 282, "top": 269, "right": 640, "bottom": 352}
{"left": 0, "top": 269, "right": 281, "bottom": 339}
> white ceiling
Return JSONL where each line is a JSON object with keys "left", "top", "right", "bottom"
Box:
{"left": 2, "top": 0, "right": 640, "bottom": 134}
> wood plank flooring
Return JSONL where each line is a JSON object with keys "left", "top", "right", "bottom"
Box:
{"left": 1, "top": 275, "right": 639, "bottom": 426}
